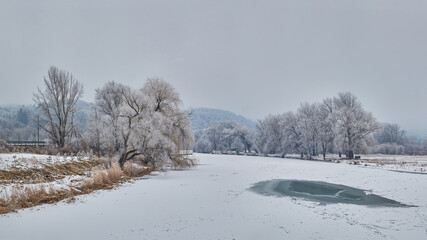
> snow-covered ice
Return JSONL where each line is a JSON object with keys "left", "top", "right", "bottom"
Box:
{"left": 1, "top": 153, "right": 426, "bottom": 239}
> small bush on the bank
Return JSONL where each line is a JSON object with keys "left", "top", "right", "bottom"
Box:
{"left": 123, "top": 162, "right": 152, "bottom": 177}
{"left": 171, "top": 155, "right": 197, "bottom": 169}
{"left": 80, "top": 162, "right": 124, "bottom": 191}
{"left": 93, "top": 172, "right": 110, "bottom": 186}
{"left": 107, "top": 162, "right": 122, "bottom": 181}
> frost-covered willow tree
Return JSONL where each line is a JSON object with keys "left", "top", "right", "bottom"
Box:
{"left": 137, "top": 78, "right": 194, "bottom": 168}
{"left": 33, "top": 66, "right": 84, "bottom": 148}
{"left": 86, "top": 79, "right": 194, "bottom": 169}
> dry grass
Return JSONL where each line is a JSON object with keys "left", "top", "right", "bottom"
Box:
{"left": 0, "top": 160, "right": 154, "bottom": 215}
{"left": 0, "top": 143, "right": 46, "bottom": 154}
{"left": 0, "top": 185, "right": 73, "bottom": 214}
{"left": 108, "top": 162, "right": 123, "bottom": 181}
{"left": 123, "top": 162, "right": 153, "bottom": 177}
{"left": 78, "top": 162, "right": 125, "bottom": 193}
{"left": 0, "top": 158, "right": 103, "bottom": 184}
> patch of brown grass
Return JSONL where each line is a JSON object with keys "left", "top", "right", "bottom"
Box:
{"left": 107, "top": 162, "right": 123, "bottom": 181}
{"left": 0, "top": 158, "right": 103, "bottom": 184}
{"left": 123, "top": 162, "right": 153, "bottom": 177}
{"left": 78, "top": 162, "right": 125, "bottom": 193}
{"left": 0, "top": 185, "right": 73, "bottom": 214}
{"left": 0, "top": 198, "right": 9, "bottom": 214}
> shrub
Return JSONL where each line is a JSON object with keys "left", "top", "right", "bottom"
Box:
{"left": 0, "top": 140, "right": 12, "bottom": 153}
{"left": 93, "top": 172, "right": 110, "bottom": 186}
{"left": 107, "top": 162, "right": 122, "bottom": 182}
{"left": 171, "top": 154, "right": 197, "bottom": 169}
{"left": 123, "top": 162, "right": 152, "bottom": 177}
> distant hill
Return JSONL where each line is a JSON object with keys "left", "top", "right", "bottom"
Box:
{"left": 189, "top": 108, "right": 256, "bottom": 132}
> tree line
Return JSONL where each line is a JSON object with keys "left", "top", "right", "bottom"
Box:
{"left": 194, "top": 93, "right": 427, "bottom": 159}
{"left": 2, "top": 66, "right": 427, "bottom": 162}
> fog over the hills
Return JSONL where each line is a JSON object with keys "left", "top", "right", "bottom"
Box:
{"left": 1, "top": 0, "right": 426, "bottom": 136}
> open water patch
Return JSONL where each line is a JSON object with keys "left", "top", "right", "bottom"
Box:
{"left": 249, "top": 180, "right": 413, "bottom": 207}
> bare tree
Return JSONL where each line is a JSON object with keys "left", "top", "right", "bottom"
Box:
{"left": 33, "top": 66, "right": 83, "bottom": 148}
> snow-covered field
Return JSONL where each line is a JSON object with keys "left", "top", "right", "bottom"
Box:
{"left": 1, "top": 153, "right": 426, "bottom": 240}
{"left": 0, "top": 153, "right": 95, "bottom": 199}
{"left": 0, "top": 153, "right": 90, "bottom": 171}
{"left": 282, "top": 153, "right": 427, "bottom": 173}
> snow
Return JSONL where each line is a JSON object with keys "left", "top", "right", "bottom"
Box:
{"left": 1, "top": 153, "right": 427, "bottom": 239}
{"left": 0, "top": 175, "right": 85, "bottom": 197}
{"left": 280, "top": 153, "right": 427, "bottom": 173}
{"left": 0, "top": 153, "right": 93, "bottom": 197}
{"left": 0, "top": 153, "right": 89, "bottom": 171}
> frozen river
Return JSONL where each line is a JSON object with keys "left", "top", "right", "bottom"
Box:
{"left": 1, "top": 153, "right": 426, "bottom": 239}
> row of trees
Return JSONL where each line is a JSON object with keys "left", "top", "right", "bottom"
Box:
{"left": 372, "top": 123, "right": 427, "bottom": 155}
{"left": 194, "top": 121, "right": 254, "bottom": 154}
{"left": 256, "top": 93, "right": 379, "bottom": 159}
{"left": 194, "top": 93, "right": 427, "bottom": 159}
{"left": 10, "top": 66, "right": 427, "bottom": 163}
{"left": 33, "top": 66, "right": 194, "bottom": 169}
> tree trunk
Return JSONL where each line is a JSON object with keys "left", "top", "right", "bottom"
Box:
{"left": 322, "top": 143, "right": 326, "bottom": 160}
{"left": 348, "top": 150, "right": 354, "bottom": 159}
{"left": 119, "top": 149, "right": 141, "bottom": 168}
{"left": 119, "top": 151, "right": 127, "bottom": 168}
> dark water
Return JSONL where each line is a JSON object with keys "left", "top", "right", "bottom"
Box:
{"left": 249, "top": 180, "right": 413, "bottom": 207}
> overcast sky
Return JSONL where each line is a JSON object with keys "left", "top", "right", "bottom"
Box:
{"left": 1, "top": 0, "right": 426, "bottom": 135}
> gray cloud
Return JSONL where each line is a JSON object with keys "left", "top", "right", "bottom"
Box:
{"left": 1, "top": 0, "right": 426, "bottom": 135}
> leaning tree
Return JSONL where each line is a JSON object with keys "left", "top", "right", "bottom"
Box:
{"left": 33, "top": 66, "right": 83, "bottom": 148}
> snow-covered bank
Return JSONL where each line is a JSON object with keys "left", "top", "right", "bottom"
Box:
{"left": 1, "top": 154, "right": 426, "bottom": 239}
{"left": 0, "top": 153, "right": 90, "bottom": 171}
